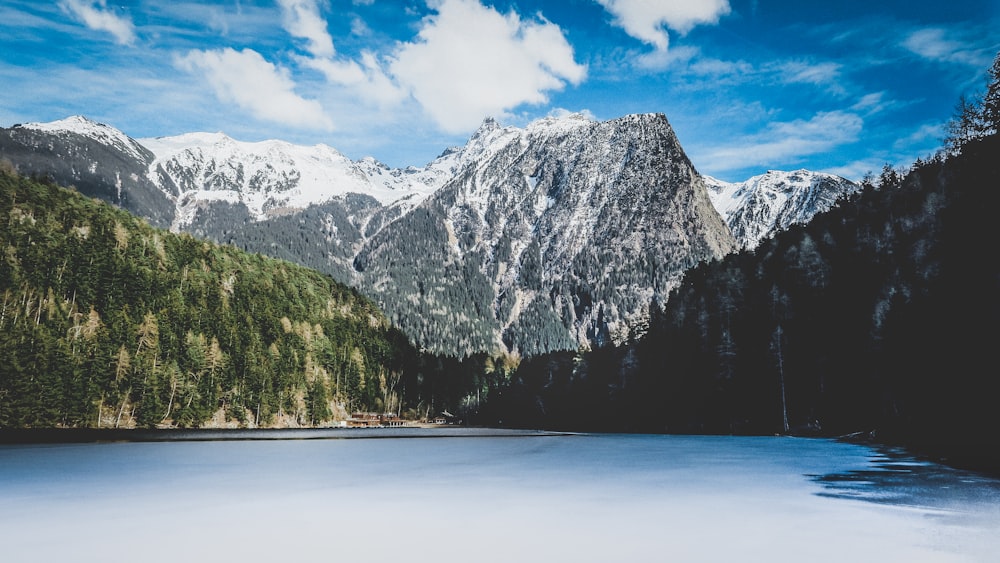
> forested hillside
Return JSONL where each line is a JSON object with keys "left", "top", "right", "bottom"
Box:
{"left": 0, "top": 166, "right": 418, "bottom": 428}
{"left": 486, "top": 120, "right": 1000, "bottom": 472}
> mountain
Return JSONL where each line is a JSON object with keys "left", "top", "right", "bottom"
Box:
{"left": 0, "top": 116, "right": 175, "bottom": 228}
{"left": 0, "top": 167, "right": 417, "bottom": 429}
{"left": 704, "top": 170, "right": 860, "bottom": 250}
{"left": 488, "top": 133, "right": 1000, "bottom": 473}
{"left": 354, "top": 113, "right": 737, "bottom": 355}
{"left": 1, "top": 114, "right": 854, "bottom": 357}
{"left": 140, "top": 131, "right": 455, "bottom": 232}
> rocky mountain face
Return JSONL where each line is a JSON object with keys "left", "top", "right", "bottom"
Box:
{"left": 0, "top": 114, "right": 851, "bottom": 357}
{"left": 355, "top": 114, "right": 737, "bottom": 355}
{"left": 704, "top": 170, "right": 860, "bottom": 250}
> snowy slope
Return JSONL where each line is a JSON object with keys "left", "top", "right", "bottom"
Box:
{"left": 141, "top": 133, "right": 449, "bottom": 228}
{"left": 355, "top": 112, "right": 738, "bottom": 354}
{"left": 20, "top": 115, "right": 152, "bottom": 163}
{"left": 704, "top": 170, "right": 860, "bottom": 250}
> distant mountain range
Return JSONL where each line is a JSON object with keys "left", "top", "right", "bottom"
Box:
{"left": 0, "top": 114, "right": 858, "bottom": 356}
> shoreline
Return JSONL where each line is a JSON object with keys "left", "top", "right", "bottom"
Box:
{"left": 0, "top": 426, "right": 575, "bottom": 444}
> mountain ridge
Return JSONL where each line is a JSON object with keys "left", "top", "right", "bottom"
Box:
{"left": 0, "top": 113, "right": 857, "bottom": 356}
{"left": 704, "top": 169, "right": 861, "bottom": 250}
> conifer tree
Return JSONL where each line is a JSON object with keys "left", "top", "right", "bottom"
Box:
{"left": 983, "top": 52, "right": 1000, "bottom": 134}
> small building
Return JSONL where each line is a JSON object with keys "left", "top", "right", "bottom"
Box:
{"left": 345, "top": 412, "right": 408, "bottom": 428}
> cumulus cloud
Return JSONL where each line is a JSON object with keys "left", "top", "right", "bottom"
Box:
{"left": 389, "top": 0, "right": 586, "bottom": 133}
{"left": 175, "top": 48, "right": 333, "bottom": 130}
{"left": 275, "top": 0, "right": 403, "bottom": 110}
{"left": 303, "top": 51, "right": 408, "bottom": 108}
{"left": 596, "top": 0, "right": 730, "bottom": 51}
{"left": 59, "top": 0, "right": 136, "bottom": 45}
{"left": 699, "top": 110, "right": 863, "bottom": 174}
{"left": 278, "top": 0, "right": 336, "bottom": 58}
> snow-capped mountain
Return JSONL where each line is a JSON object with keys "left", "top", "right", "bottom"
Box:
{"left": 0, "top": 116, "right": 175, "bottom": 227}
{"left": 354, "top": 113, "right": 737, "bottom": 354}
{"left": 141, "top": 132, "right": 456, "bottom": 231}
{"left": 21, "top": 115, "right": 151, "bottom": 164}
{"left": 0, "top": 114, "right": 856, "bottom": 356}
{"left": 704, "top": 170, "right": 860, "bottom": 250}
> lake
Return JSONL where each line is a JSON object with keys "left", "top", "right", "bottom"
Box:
{"left": 1, "top": 430, "right": 998, "bottom": 562}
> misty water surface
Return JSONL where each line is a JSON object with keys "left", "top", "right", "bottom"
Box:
{"left": 1, "top": 432, "right": 998, "bottom": 562}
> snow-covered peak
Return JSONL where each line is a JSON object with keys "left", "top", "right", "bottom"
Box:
{"left": 525, "top": 112, "right": 595, "bottom": 135}
{"left": 139, "top": 132, "right": 234, "bottom": 158}
{"left": 140, "top": 133, "right": 350, "bottom": 164}
{"left": 355, "top": 147, "right": 459, "bottom": 208}
{"left": 705, "top": 169, "right": 860, "bottom": 250}
{"left": 142, "top": 130, "right": 458, "bottom": 228}
{"left": 19, "top": 116, "right": 150, "bottom": 162}
{"left": 463, "top": 117, "right": 521, "bottom": 160}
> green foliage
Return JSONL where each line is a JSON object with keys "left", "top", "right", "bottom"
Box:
{"left": 353, "top": 206, "right": 498, "bottom": 356}
{"left": 0, "top": 170, "right": 416, "bottom": 428}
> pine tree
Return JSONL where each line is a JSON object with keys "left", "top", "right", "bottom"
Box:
{"left": 983, "top": 52, "right": 1000, "bottom": 134}
{"left": 944, "top": 51, "right": 1000, "bottom": 152}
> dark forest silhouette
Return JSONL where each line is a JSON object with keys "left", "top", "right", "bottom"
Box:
{"left": 481, "top": 54, "right": 1000, "bottom": 474}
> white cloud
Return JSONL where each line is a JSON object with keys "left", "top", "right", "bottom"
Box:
{"left": 175, "top": 48, "right": 333, "bottom": 130}
{"left": 850, "top": 92, "right": 893, "bottom": 116}
{"left": 278, "top": 0, "right": 335, "bottom": 58}
{"left": 388, "top": 0, "right": 586, "bottom": 133}
{"left": 892, "top": 123, "right": 945, "bottom": 152}
{"left": 351, "top": 16, "right": 370, "bottom": 36}
{"left": 699, "top": 110, "right": 863, "bottom": 174}
{"left": 774, "top": 60, "right": 841, "bottom": 88}
{"left": 635, "top": 44, "right": 701, "bottom": 70}
{"left": 823, "top": 158, "right": 884, "bottom": 182}
{"left": 59, "top": 0, "right": 136, "bottom": 45}
{"left": 903, "top": 27, "right": 992, "bottom": 68}
{"left": 303, "top": 51, "right": 407, "bottom": 108}
{"left": 596, "top": 0, "right": 730, "bottom": 51}
{"left": 271, "top": 1, "right": 406, "bottom": 112}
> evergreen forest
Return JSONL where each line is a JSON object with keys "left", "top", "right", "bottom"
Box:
{"left": 483, "top": 57, "right": 1000, "bottom": 472}
{"left": 0, "top": 166, "right": 510, "bottom": 429}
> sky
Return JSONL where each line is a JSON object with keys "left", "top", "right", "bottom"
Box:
{"left": 1, "top": 0, "right": 998, "bottom": 182}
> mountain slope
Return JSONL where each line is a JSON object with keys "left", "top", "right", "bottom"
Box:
{"left": 354, "top": 113, "right": 737, "bottom": 355}
{"left": 704, "top": 170, "right": 860, "bottom": 250}
{"left": 141, "top": 132, "right": 455, "bottom": 231}
{"left": 0, "top": 167, "right": 413, "bottom": 429}
{"left": 0, "top": 116, "right": 175, "bottom": 228}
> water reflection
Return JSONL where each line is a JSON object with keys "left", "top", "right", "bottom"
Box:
{"left": 811, "top": 444, "right": 1000, "bottom": 519}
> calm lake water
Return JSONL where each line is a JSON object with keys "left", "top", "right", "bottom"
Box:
{"left": 1, "top": 430, "right": 998, "bottom": 562}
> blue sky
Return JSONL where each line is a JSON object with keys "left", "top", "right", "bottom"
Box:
{"left": 1, "top": 0, "right": 998, "bottom": 181}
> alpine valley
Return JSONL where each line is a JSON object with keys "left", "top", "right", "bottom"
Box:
{"left": 0, "top": 113, "right": 858, "bottom": 357}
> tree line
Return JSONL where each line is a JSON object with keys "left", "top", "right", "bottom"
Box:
{"left": 0, "top": 165, "right": 510, "bottom": 428}
{"left": 480, "top": 53, "right": 1000, "bottom": 473}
